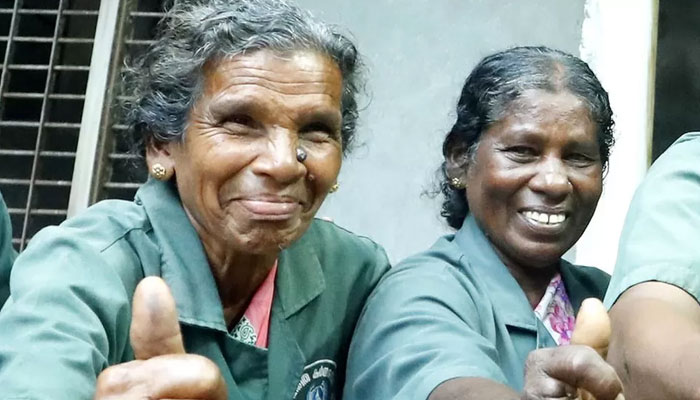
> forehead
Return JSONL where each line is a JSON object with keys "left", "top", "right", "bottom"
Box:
{"left": 487, "top": 89, "right": 596, "bottom": 140}
{"left": 200, "top": 49, "right": 343, "bottom": 108}
{"left": 504, "top": 89, "right": 591, "bottom": 123}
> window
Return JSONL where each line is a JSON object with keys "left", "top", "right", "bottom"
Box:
{"left": 0, "top": 0, "right": 168, "bottom": 251}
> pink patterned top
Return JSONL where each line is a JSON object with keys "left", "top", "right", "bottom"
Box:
{"left": 533, "top": 273, "right": 575, "bottom": 345}
{"left": 230, "top": 262, "right": 278, "bottom": 349}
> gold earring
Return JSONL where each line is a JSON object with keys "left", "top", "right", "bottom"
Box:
{"left": 450, "top": 177, "right": 466, "bottom": 189}
{"left": 329, "top": 183, "right": 339, "bottom": 193}
{"left": 151, "top": 163, "right": 168, "bottom": 180}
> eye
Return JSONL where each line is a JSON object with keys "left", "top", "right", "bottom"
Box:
{"left": 218, "top": 114, "right": 261, "bottom": 137}
{"left": 300, "top": 122, "right": 339, "bottom": 142}
{"left": 503, "top": 145, "right": 538, "bottom": 162}
{"left": 566, "top": 152, "right": 597, "bottom": 167}
{"left": 224, "top": 114, "right": 255, "bottom": 128}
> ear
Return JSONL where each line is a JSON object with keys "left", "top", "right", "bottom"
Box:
{"left": 146, "top": 139, "right": 176, "bottom": 181}
{"left": 445, "top": 148, "right": 470, "bottom": 183}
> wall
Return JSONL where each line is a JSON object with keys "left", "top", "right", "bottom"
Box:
{"left": 298, "top": 0, "right": 587, "bottom": 263}
{"left": 576, "top": 0, "right": 658, "bottom": 273}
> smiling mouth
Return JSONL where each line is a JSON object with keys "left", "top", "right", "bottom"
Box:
{"left": 521, "top": 210, "right": 567, "bottom": 226}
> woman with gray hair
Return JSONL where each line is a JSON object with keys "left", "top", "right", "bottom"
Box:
{"left": 0, "top": 1, "right": 388, "bottom": 399}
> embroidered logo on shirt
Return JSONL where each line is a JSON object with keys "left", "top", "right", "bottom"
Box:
{"left": 230, "top": 315, "right": 258, "bottom": 346}
{"left": 293, "top": 359, "right": 336, "bottom": 400}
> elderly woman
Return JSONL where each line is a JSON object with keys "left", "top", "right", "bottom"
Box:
{"left": 0, "top": 190, "right": 16, "bottom": 305}
{"left": 344, "top": 47, "right": 622, "bottom": 400}
{"left": 0, "top": 1, "right": 388, "bottom": 399}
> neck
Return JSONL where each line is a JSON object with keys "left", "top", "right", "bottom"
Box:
{"left": 185, "top": 211, "right": 278, "bottom": 327}
{"left": 494, "top": 247, "right": 558, "bottom": 308}
{"left": 203, "top": 240, "right": 277, "bottom": 327}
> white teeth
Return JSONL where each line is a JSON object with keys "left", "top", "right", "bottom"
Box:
{"left": 523, "top": 211, "right": 566, "bottom": 225}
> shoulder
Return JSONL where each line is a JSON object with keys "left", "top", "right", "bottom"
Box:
{"left": 638, "top": 131, "right": 700, "bottom": 191}
{"left": 48, "top": 199, "right": 151, "bottom": 251}
{"left": 368, "top": 233, "right": 478, "bottom": 313}
{"left": 561, "top": 261, "right": 610, "bottom": 310}
{"left": 12, "top": 199, "right": 155, "bottom": 298}
{"left": 295, "top": 219, "right": 390, "bottom": 280}
{"left": 604, "top": 132, "right": 700, "bottom": 307}
{"left": 301, "top": 218, "right": 386, "bottom": 256}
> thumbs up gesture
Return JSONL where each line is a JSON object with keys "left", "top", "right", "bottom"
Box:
{"left": 521, "top": 298, "right": 623, "bottom": 400}
{"left": 94, "top": 277, "right": 228, "bottom": 400}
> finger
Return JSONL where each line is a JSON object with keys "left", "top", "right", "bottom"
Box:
{"left": 130, "top": 277, "right": 186, "bottom": 360}
{"left": 540, "top": 346, "right": 622, "bottom": 400}
{"left": 571, "top": 298, "right": 611, "bottom": 357}
{"left": 95, "top": 354, "right": 227, "bottom": 400}
{"left": 523, "top": 351, "right": 577, "bottom": 399}
{"left": 578, "top": 388, "right": 594, "bottom": 400}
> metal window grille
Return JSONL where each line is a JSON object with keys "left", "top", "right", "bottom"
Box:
{"left": 0, "top": 0, "right": 100, "bottom": 251}
{"left": 0, "top": 0, "right": 169, "bottom": 252}
{"left": 89, "top": 0, "right": 166, "bottom": 205}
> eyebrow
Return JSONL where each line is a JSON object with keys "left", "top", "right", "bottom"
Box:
{"left": 297, "top": 109, "right": 342, "bottom": 130}
{"left": 208, "top": 95, "right": 260, "bottom": 119}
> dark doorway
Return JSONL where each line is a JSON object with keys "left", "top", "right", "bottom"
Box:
{"left": 652, "top": 0, "right": 700, "bottom": 161}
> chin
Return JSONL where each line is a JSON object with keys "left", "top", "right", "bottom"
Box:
{"left": 518, "top": 245, "right": 568, "bottom": 269}
{"left": 232, "top": 224, "right": 308, "bottom": 254}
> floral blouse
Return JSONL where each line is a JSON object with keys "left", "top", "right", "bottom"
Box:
{"left": 533, "top": 273, "right": 575, "bottom": 345}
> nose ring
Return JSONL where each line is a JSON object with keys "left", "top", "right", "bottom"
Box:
{"left": 296, "top": 147, "right": 307, "bottom": 162}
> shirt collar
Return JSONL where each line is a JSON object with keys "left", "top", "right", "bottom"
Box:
{"left": 136, "top": 178, "right": 228, "bottom": 332}
{"left": 275, "top": 222, "right": 326, "bottom": 319}
{"left": 453, "top": 215, "right": 539, "bottom": 330}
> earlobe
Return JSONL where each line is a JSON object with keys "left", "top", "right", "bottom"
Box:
{"left": 146, "top": 140, "right": 176, "bottom": 181}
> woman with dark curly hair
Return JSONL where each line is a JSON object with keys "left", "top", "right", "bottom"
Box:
{"left": 0, "top": 1, "right": 388, "bottom": 399}
{"left": 344, "top": 46, "right": 623, "bottom": 400}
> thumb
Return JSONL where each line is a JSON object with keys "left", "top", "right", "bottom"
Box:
{"left": 130, "top": 276, "right": 186, "bottom": 360}
{"left": 571, "top": 298, "right": 611, "bottom": 357}
{"left": 571, "top": 298, "right": 616, "bottom": 400}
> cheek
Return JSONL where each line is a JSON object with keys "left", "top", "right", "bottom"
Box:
{"left": 307, "top": 149, "right": 341, "bottom": 191}
{"left": 576, "top": 171, "right": 604, "bottom": 205}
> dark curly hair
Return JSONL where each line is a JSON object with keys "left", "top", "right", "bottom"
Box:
{"left": 123, "top": 0, "right": 364, "bottom": 157}
{"left": 440, "top": 46, "right": 615, "bottom": 229}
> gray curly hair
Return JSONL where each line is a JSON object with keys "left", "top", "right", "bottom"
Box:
{"left": 123, "top": 0, "right": 364, "bottom": 156}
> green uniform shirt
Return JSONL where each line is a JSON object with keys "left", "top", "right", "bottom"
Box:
{"left": 605, "top": 132, "right": 700, "bottom": 308}
{"left": 0, "top": 190, "right": 17, "bottom": 306}
{"left": 0, "top": 178, "right": 389, "bottom": 400}
{"left": 344, "top": 216, "right": 610, "bottom": 400}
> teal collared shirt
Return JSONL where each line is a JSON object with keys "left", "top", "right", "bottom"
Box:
{"left": 605, "top": 132, "right": 700, "bottom": 308}
{"left": 0, "top": 179, "right": 389, "bottom": 400}
{"left": 0, "top": 191, "right": 17, "bottom": 306}
{"left": 344, "top": 216, "right": 609, "bottom": 400}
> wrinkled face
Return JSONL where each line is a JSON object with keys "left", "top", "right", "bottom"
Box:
{"left": 463, "top": 89, "right": 603, "bottom": 269}
{"left": 150, "top": 49, "right": 343, "bottom": 254}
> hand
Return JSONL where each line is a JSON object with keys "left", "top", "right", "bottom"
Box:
{"left": 521, "top": 299, "right": 623, "bottom": 400}
{"left": 94, "top": 277, "right": 227, "bottom": 400}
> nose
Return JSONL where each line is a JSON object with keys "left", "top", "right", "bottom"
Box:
{"left": 252, "top": 129, "right": 306, "bottom": 184}
{"left": 528, "top": 157, "right": 572, "bottom": 201}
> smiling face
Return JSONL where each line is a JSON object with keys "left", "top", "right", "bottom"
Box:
{"left": 148, "top": 49, "right": 343, "bottom": 255}
{"left": 463, "top": 89, "right": 603, "bottom": 270}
